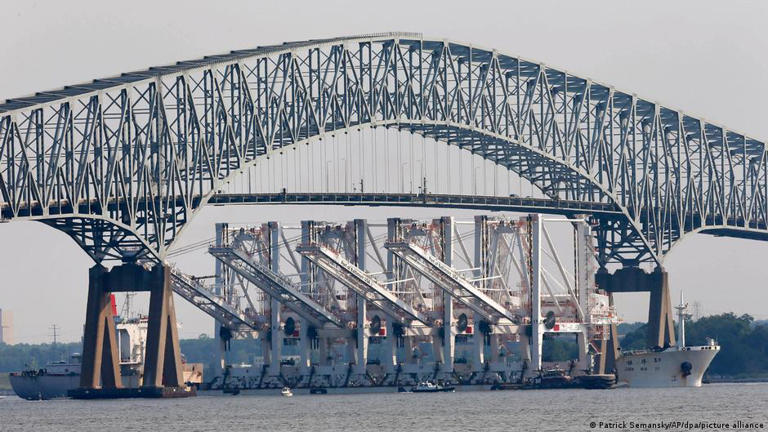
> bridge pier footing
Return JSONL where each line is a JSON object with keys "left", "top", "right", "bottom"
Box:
{"left": 596, "top": 266, "right": 676, "bottom": 365}
{"left": 70, "top": 263, "right": 194, "bottom": 399}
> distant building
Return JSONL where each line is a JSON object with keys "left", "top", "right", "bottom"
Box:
{"left": 0, "top": 309, "right": 13, "bottom": 345}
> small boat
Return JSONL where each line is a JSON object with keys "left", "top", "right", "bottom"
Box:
{"left": 526, "top": 368, "right": 574, "bottom": 389}
{"left": 490, "top": 383, "right": 523, "bottom": 391}
{"left": 222, "top": 387, "right": 241, "bottom": 396}
{"left": 281, "top": 387, "right": 293, "bottom": 397}
{"left": 573, "top": 374, "right": 616, "bottom": 389}
{"left": 411, "top": 381, "right": 455, "bottom": 393}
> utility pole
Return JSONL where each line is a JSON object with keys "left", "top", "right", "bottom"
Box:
{"left": 49, "top": 324, "right": 59, "bottom": 345}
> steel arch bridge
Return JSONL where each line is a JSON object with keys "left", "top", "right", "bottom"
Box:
{"left": 2, "top": 32, "right": 767, "bottom": 267}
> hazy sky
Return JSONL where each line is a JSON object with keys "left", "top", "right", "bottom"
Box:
{"left": 1, "top": 0, "right": 768, "bottom": 343}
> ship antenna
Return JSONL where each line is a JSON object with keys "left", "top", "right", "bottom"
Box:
{"left": 121, "top": 293, "right": 135, "bottom": 319}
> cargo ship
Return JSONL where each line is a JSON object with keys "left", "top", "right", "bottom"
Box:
{"left": 9, "top": 315, "right": 144, "bottom": 400}
{"left": 615, "top": 292, "right": 720, "bottom": 388}
{"left": 9, "top": 295, "right": 203, "bottom": 400}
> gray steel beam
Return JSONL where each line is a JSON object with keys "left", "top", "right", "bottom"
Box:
{"left": 384, "top": 240, "right": 515, "bottom": 323}
{"left": 169, "top": 267, "right": 259, "bottom": 331}
{"left": 296, "top": 242, "right": 430, "bottom": 326}
{"left": 208, "top": 246, "right": 344, "bottom": 328}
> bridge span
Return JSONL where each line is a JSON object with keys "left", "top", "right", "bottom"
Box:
{"left": 1, "top": 32, "right": 767, "bottom": 267}
{"left": 1, "top": 32, "right": 765, "bottom": 396}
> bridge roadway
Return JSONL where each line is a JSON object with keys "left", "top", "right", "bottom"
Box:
{"left": 208, "top": 192, "right": 620, "bottom": 216}
{"left": 5, "top": 192, "right": 765, "bottom": 241}
{"left": 0, "top": 192, "right": 618, "bottom": 219}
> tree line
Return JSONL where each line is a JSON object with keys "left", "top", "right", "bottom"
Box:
{"left": 1, "top": 313, "right": 766, "bottom": 378}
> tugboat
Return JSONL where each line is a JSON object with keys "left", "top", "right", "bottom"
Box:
{"left": 411, "top": 380, "right": 455, "bottom": 393}
{"left": 614, "top": 291, "right": 720, "bottom": 388}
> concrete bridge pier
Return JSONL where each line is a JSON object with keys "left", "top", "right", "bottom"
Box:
{"left": 73, "top": 263, "right": 190, "bottom": 398}
{"left": 595, "top": 266, "right": 676, "bottom": 372}
{"left": 142, "top": 265, "right": 184, "bottom": 390}
{"left": 78, "top": 264, "right": 122, "bottom": 391}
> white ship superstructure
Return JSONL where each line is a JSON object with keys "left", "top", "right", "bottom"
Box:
{"left": 615, "top": 292, "right": 719, "bottom": 388}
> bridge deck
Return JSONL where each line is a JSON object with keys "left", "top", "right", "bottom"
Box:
{"left": 209, "top": 193, "right": 620, "bottom": 216}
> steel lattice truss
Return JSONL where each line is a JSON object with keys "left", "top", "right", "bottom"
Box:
{"left": 1, "top": 32, "right": 766, "bottom": 265}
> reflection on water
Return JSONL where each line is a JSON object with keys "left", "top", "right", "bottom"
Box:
{"left": 1, "top": 383, "right": 767, "bottom": 432}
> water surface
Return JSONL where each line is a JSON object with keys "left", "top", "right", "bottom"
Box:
{"left": 1, "top": 383, "right": 766, "bottom": 431}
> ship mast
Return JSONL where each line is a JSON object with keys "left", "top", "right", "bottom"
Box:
{"left": 674, "top": 291, "right": 688, "bottom": 350}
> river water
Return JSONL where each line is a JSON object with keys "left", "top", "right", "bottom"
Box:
{"left": 1, "top": 383, "right": 766, "bottom": 432}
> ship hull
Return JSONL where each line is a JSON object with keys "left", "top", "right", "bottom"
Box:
{"left": 9, "top": 375, "right": 80, "bottom": 400}
{"left": 10, "top": 366, "right": 199, "bottom": 400}
{"left": 615, "top": 346, "right": 719, "bottom": 388}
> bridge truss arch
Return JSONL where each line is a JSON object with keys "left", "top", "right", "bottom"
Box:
{"left": 1, "top": 32, "right": 767, "bottom": 266}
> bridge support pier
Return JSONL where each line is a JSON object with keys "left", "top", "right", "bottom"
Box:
{"left": 142, "top": 265, "right": 184, "bottom": 389}
{"left": 79, "top": 264, "right": 122, "bottom": 390}
{"left": 72, "top": 263, "right": 192, "bottom": 399}
{"left": 596, "top": 266, "right": 676, "bottom": 370}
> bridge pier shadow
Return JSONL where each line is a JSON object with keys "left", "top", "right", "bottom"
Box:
{"left": 69, "top": 263, "right": 194, "bottom": 399}
{"left": 596, "top": 267, "right": 676, "bottom": 372}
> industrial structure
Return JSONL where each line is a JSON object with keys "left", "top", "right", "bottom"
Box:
{"left": 194, "top": 214, "right": 618, "bottom": 388}
{"left": 0, "top": 32, "right": 764, "bottom": 395}
{"left": 0, "top": 309, "right": 13, "bottom": 345}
